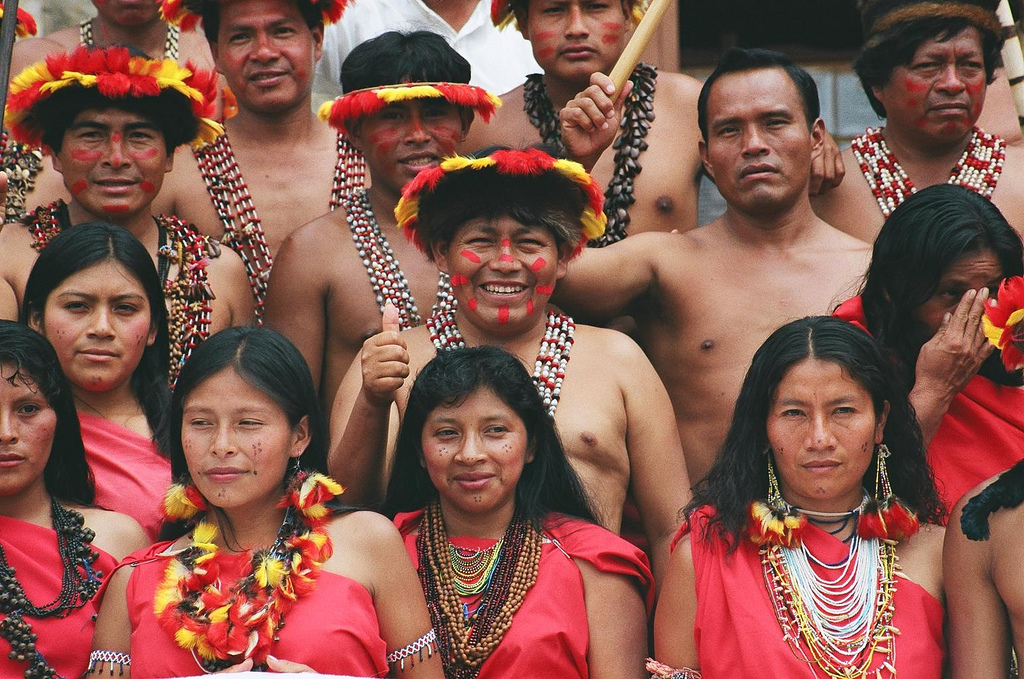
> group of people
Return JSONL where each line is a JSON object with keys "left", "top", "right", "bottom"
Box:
{"left": 1, "top": 0, "right": 1024, "bottom": 677}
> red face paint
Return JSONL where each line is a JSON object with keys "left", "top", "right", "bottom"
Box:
{"left": 942, "top": 121, "right": 960, "bottom": 134}
{"left": 601, "top": 33, "right": 621, "bottom": 44}
{"left": 101, "top": 204, "right": 131, "bottom": 213}
{"left": 70, "top": 180, "right": 88, "bottom": 195}
{"left": 467, "top": 298, "right": 478, "bottom": 311}
{"left": 500, "top": 238, "right": 511, "bottom": 249}
{"left": 498, "top": 254, "right": 516, "bottom": 263}
{"left": 130, "top": 147, "right": 160, "bottom": 160}
{"left": 533, "top": 31, "right": 556, "bottom": 40}
{"left": 449, "top": 274, "right": 470, "bottom": 286}
{"left": 140, "top": 180, "right": 157, "bottom": 193}
{"left": 536, "top": 47, "right": 556, "bottom": 59}
{"left": 529, "top": 257, "right": 547, "bottom": 272}
{"left": 69, "top": 149, "right": 102, "bottom": 162}
{"left": 526, "top": 299, "right": 535, "bottom": 316}
{"left": 460, "top": 249, "right": 481, "bottom": 263}
{"left": 905, "top": 98, "right": 918, "bottom": 108}
{"left": 498, "top": 305, "right": 510, "bottom": 324}
{"left": 600, "top": 21, "right": 622, "bottom": 30}
{"left": 111, "top": 131, "right": 122, "bottom": 143}
{"left": 903, "top": 77, "right": 927, "bottom": 93}
{"left": 536, "top": 285, "right": 555, "bottom": 295}
{"left": 966, "top": 81, "right": 984, "bottom": 96}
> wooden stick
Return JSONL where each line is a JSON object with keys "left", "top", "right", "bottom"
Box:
{"left": 608, "top": 0, "right": 674, "bottom": 94}
{"left": 996, "top": 0, "right": 1024, "bottom": 135}
{"left": 0, "top": 0, "right": 21, "bottom": 120}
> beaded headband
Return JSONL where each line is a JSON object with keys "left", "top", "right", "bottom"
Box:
{"left": 4, "top": 46, "right": 222, "bottom": 150}
{"left": 490, "top": 0, "right": 646, "bottom": 31}
{"left": 318, "top": 82, "right": 502, "bottom": 135}
{"left": 0, "top": 3, "right": 37, "bottom": 37}
{"left": 983, "top": 276, "right": 1024, "bottom": 371}
{"left": 395, "top": 147, "right": 606, "bottom": 257}
{"left": 864, "top": 1, "right": 1001, "bottom": 45}
{"left": 159, "top": 0, "right": 348, "bottom": 31}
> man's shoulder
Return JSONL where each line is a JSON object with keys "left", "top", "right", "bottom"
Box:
{"left": 279, "top": 209, "right": 353, "bottom": 263}
{"left": 653, "top": 71, "right": 702, "bottom": 104}
{"left": 568, "top": 321, "right": 648, "bottom": 365}
{"left": 0, "top": 221, "right": 36, "bottom": 271}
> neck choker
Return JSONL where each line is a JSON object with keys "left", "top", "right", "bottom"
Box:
{"left": 80, "top": 17, "right": 180, "bottom": 61}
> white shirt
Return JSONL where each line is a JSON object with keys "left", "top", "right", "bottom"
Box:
{"left": 313, "top": 0, "right": 540, "bottom": 106}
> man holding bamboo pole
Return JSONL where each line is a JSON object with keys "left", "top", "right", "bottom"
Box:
{"left": 813, "top": 0, "right": 1024, "bottom": 242}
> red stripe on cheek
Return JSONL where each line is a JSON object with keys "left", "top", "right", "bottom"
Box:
{"left": 467, "top": 298, "right": 478, "bottom": 311}
{"left": 530, "top": 257, "right": 548, "bottom": 273}
{"left": 140, "top": 180, "right": 157, "bottom": 193}
{"left": 449, "top": 274, "right": 470, "bottom": 286}
{"left": 536, "top": 47, "right": 556, "bottom": 59}
{"left": 601, "top": 21, "right": 622, "bottom": 30}
{"left": 903, "top": 77, "right": 927, "bottom": 93}
{"left": 536, "top": 285, "right": 554, "bottom": 295}
{"left": 534, "top": 31, "right": 556, "bottom": 40}
{"left": 526, "top": 299, "right": 535, "bottom": 315}
{"left": 101, "top": 204, "right": 131, "bottom": 213}
{"left": 601, "top": 33, "right": 620, "bottom": 44}
{"left": 69, "top": 149, "right": 102, "bottom": 162}
{"left": 131, "top": 148, "right": 160, "bottom": 160}
{"left": 70, "top": 180, "right": 88, "bottom": 195}
{"left": 498, "top": 305, "right": 510, "bottom": 324}
{"left": 966, "top": 81, "right": 983, "bottom": 95}
{"left": 460, "top": 249, "right": 481, "bottom": 263}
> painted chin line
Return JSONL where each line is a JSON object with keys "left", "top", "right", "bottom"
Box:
{"left": 498, "top": 305, "right": 510, "bottom": 324}
{"left": 100, "top": 204, "right": 133, "bottom": 213}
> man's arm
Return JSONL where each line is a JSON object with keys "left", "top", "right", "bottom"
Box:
{"left": 207, "top": 246, "right": 255, "bottom": 328}
{"left": 615, "top": 333, "right": 691, "bottom": 584}
{"left": 945, "top": 487, "right": 1013, "bottom": 679}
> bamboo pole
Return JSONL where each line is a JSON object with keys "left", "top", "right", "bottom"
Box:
{"left": 0, "top": 0, "right": 21, "bottom": 117}
{"left": 608, "top": 0, "right": 674, "bottom": 94}
{"left": 996, "top": 0, "right": 1024, "bottom": 135}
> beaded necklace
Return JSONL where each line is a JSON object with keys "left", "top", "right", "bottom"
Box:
{"left": 25, "top": 201, "right": 214, "bottom": 387}
{"left": 80, "top": 17, "right": 180, "bottom": 61}
{"left": 851, "top": 125, "right": 1005, "bottom": 217}
{"left": 522, "top": 64, "right": 656, "bottom": 247}
{"left": 0, "top": 131, "right": 43, "bottom": 222}
{"left": 418, "top": 502, "right": 542, "bottom": 679}
{"left": 760, "top": 530, "right": 899, "bottom": 678}
{"left": 0, "top": 498, "right": 103, "bottom": 679}
{"left": 450, "top": 539, "right": 504, "bottom": 597}
{"left": 343, "top": 191, "right": 455, "bottom": 330}
{"left": 426, "top": 309, "right": 575, "bottom": 417}
{"left": 193, "top": 132, "right": 365, "bottom": 323}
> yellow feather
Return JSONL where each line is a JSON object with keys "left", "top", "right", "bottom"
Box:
{"left": 316, "top": 100, "right": 334, "bottom": 122}
{"left": 174, "top": 628, "right": 199, "bottom": 649}
{"left": 255, "top": 555, "right": 287, "bottom": 588}
{"left": 982, "top": 315, "right": 1004, "bottom": 346}
{"left": 395, "top": 196, "right": 419, "bottom": 228}
{"left": 376, "top": 85, "right": 443, "bottom": 104}
{"left": 208, "top": 604, "right": 231, "bottom": 623}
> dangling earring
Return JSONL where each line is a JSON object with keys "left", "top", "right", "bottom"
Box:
{"left": 858, "top": 443, "right": 920, "bottom": 541}
{"left": 746, "top": 454, "right": 806, "bottom": 548}
{"left": 162, "top": 478, "right": 208, "bottom": 522}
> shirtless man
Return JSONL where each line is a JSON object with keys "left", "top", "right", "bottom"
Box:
{"left": 265, "top": 31, "right": 500, "bottom": 416}
{"left": 945, "top": 462, "right": 1024, "bottom": 678}
{"left": 151, "top": 0, "right": 353, "bottom": 322}
{"left": 555, "top": 48, "right": 871, "bottom": 483}
{"left": 332, "top": 146, "right": 690, "bottom": 579}
{"left": 812, "top": 0, "right": 1024, "bottom": 241}
{"left": 0, "top": 47, "right": 252, "bottom": 382}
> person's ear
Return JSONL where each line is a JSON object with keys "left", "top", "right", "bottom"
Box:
{"left": 289, "top": 415, "right": 312, "bottom": 458}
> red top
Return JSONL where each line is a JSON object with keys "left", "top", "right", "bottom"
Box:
{"left": 122, "top": 541, "right": 389, "bottom": 678}
{"left": 0, "top": 515, "right": 118, "bottom": 678}
{"left": 79, "top": 412, "right": 170, "bottom": 539}
{"left": 834, "top": 296, "right": 1024, "bottom": 511}
{"left": 394, "top": 511, "right": 653, "bottom": 679}
{"left": 679, "top": 507, "right": 945, "bottom": 678}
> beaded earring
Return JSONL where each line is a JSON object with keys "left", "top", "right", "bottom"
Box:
{"left": 746, "top": 454, "right": 807, "bottom": 548}
{"left": 857, "top": 443, "right": 920, "bottom": 541}
{"left": 162, "top": 479, "right": 208, "bottom": 522}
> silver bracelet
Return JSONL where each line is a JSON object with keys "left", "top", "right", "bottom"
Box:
{"left": 387, "top": 628, "right": 437, "bottom": 671}
{"left": 87, "top": 650, "right": 131, "bottom": 675}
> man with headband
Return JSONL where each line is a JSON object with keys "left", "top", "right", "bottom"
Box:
{"left": 265, "top": 31, "right": 500, "bottom": 418}
{"left": 813, "top": 0, "right": 1024, "bottom": 241}
{"left": 0, "top": 46, "right": 252, "bottom": 384}
{"left": 331, "top": 146, "right": 691, "bottom": 579}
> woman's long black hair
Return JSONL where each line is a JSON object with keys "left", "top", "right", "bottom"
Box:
{"left": 21, "top": 222, "right": 171, "bottom": 454}
{"left": 688, "top": 316, "right": 944, "bottom": 549}
{"left": 383, "top": 346, "right": 596, "bottom": 525}
{"left": 0, "top": 321, "right": 94, "bottom": 505}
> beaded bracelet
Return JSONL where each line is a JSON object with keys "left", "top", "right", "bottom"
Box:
{"left": 387, "top": 628, "right": 437, "bottom": 671}
{"left": 87, "top": 650, "right": 131, "bottom": 676}
{"left": 646, "top": 658, "right": 702, "bottom": 679}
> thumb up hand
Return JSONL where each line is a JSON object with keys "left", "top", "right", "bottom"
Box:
{"left": 360, "top": 301, "right": 410, "bottom": 406}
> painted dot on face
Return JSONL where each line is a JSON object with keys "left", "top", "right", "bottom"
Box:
{"left": 140, "top": 180, "right": 157, "bottom": 193}
{"left": 498, "top": 305, "right": 510, "bottom": 324}
{"left": 529, "top": 257, "right": 547, "bottom": 272}
{"left": 467, "top": 298, "right": 478, "bottom": 311}
{"left": 500, "top": 238, "right": 511, "bottom": 249}
{"left": 526, "top": 299, "right": 535, "bottom": 316}
{"left": 498, "top": 253, "right": 515, "bottom": 264}
{"left": 101, "top": 204, "right": 132, "bottom": 213}
{"left": 536, "top": 285, "right": 555, "bottom": 295}
{"left": 70, "top": 180, "right": 88, "bottom": 195}
{"left": 449, "top": 274, "right": 470, "bottom": 287}
{"left": 903, "top": 77, "right": 927, "bottom": 93}
{"left": 460, "top": 249, "right": 481, "bottom": 264}
{"left": 111, "top": 131, "right": 122, "bottom": 143}
{"left": 70, "top": 149, "right": 102, "bottom": 163}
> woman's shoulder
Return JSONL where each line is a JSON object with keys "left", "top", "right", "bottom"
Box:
{"left": 544, "top": 516, "right": 651, "bottom": 572}
{"left": 76, "top": 506, "right": 151, "bottom": 561}
{"left": 327, "top": 509, "right": 405, "bottom": 550}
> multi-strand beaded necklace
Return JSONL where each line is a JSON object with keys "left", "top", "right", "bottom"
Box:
{"left": 426, "top": 310, "right": 574, "bottom": 417}
{"left": 80, "top": 17, "right": 180, "bottom": 61}
{"left": 851, "top": 125, "right": 1005, "bottom": 217}
{"left": 417, "top": 502, "right": 542, "bottom": 679}
{"left": 0, "top": 130, "right": 43, "bottom": 222}
{"left": 523, "top": 64, "right": 657, "bottom": 247}
{"left": 0, "top": 499, "right": 103, "bottom": 679}
{"left": 194, "top": 132, "right": 366, "bottom": 323}
{"left": 26, "top": 201, "right": 214, "bottom": 387}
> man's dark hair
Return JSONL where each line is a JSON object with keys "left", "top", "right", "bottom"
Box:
{"left": 697, "top": 47, "right": 820, "bottom": 141}
{"left": 195, "top": 0, "right": 322, "bottom": 41}
{"left": 854, "top": 17, "right": 1003, "bottom": 117}
{"left": 341, "top": 31, "right": 471, "bottom": 92}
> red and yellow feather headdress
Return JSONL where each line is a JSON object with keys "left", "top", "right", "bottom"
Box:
{"left": 4, "top": 46, "right": 222, "bottom": 149}
{"left": 317, "top": 82, "right": 501, "bottom": 135}
{"left": 490, "top": 0, "right": 646, "bottom": 31}
{"left": 0, "top": 3, "right": 37, "bottom": 38}
{"left": 396, "top": 147, "right": 606, "bottom": 257}
{"left": 983, "top": 276, "right": 1024, "bottom": 371}
{"left": 159, "top": 0, "right": 349, "bottom": 31}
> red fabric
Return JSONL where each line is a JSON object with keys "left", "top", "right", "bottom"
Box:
{"left": 833, "top": 296, "right": 1024, "bottom": 512}
{"left": 929, "top": 376, "right": 1024, "bottom": 509}
{"left": 79, "top": 412, "right": 170, "bottom": 540}
{"left": 394, "top": 511, "right": 653, "bottom": 679}
{"left": 685, "top": 507, "right": 945, "bottom": 678}
{"left": 123, "top": 541, "right": 389, "bottom": 677}
{"left": 0, "top": 515, "right": 117, "bottom": 678}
